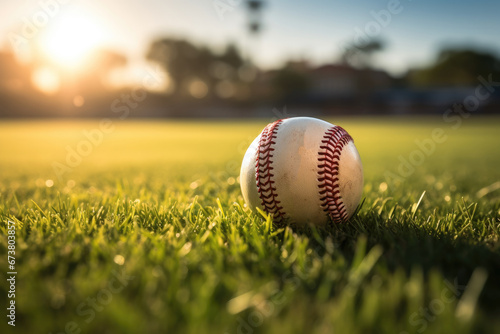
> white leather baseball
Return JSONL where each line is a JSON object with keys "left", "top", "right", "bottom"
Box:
{"left": 240, "top": 117, "right": 363, "bottom": 225}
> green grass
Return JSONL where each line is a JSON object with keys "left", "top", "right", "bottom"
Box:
{"left": 0, "top": 117, "right": 499, "bottom": 334}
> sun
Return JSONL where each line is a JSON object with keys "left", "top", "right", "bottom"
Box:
{"left": 40, "top": 9, "right": 106, "bottom": 69}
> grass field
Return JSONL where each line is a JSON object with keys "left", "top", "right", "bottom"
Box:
{"left": 1, "top": 117, "right": 499, "bottom": 334}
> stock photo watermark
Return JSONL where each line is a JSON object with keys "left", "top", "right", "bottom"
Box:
{"left": 6, "top": 220, "right": 17, "bottom": 327}
{"left": 223, "top": 106, "right": 295, "bottom": 181}
{"left": 8, "top": 0, "right": 72, "bottom": 56}
{"left": 225, "top": 242, "right": 323, "bottom": 334}
{"left": 51, "top": 66, "right": 165, "bottom": 181}
{"left": 48, "top": 267, "right": 134, "bottom": 334}
{"left": 226, "top": 240, "right": 382, "bottom": 334}
{"left": 384, "top": 74, "right": 500, "bottom": 185}
{"left": 400, "top": 268, "right": 488, "bottom": 334}
{"left": 339, "top": 0, "right": 411, "bottom": 64}
{"left": 213, "top": 0, "right": 243, "bottom": 21}
{"left": 403, "top": 278, "right": 466, "bottom": 334}
{"left": 227, "top": 271, "right": 299, "bottom": 334}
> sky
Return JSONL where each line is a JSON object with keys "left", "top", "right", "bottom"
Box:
{"left": 1, "top": 0, "right": 500, "bottom": 78}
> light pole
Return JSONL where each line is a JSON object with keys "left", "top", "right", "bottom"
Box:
{"left": 246, "top": 0, "right": 264, "bottom": 36}
{"left": 241, "top": 0, "right": 265, "bottom": 82}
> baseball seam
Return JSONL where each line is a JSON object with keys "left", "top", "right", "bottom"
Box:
{"left": 317, "top": 126, "right": 353, "bottom": 223}
{"left": 255, "top": 119, "right": 285, "bottom": 218}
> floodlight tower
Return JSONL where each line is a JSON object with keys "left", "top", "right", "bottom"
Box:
{"left": 242, "top": 0, "right": 265, "bottom": 81}
{"left": 246, "top": 0, "right": 264, "bottom": 36}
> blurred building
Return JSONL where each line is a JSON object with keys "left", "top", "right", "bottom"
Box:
{"left": 0, "top": 52, "right": 31, "bottom": 93}
{"left": 1, "top": 42, "right": 500, "bottom": 118}
{"left": 309, "top": 64, "right": 392, "bottom": 99}
{"left": 253, "top": 61, "right": 394, "bottom": 114}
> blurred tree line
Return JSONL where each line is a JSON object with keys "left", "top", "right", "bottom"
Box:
{"left": 407, "top": 49, "right": 500, "bottom": 86}
{"left": 147, "top": 38, "right": 247, "bottom": 99}
{"left": 1, "top": 35, "right": 500, "bottom": 118}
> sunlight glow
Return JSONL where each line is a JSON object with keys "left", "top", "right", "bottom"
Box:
{"left": 40, "top": 10, "right": 106, "bottom": 69}
{"left": 189, "top": 79, "right": 208, "bottom": 99}
{"left": 105, "top": 63, "right": 172, "bottom": 92}
{"left": 31, "top": 67, "right": 60, "bottom": 94}
{"left": 73, "top": 95, "right": 85, "bottom": 107}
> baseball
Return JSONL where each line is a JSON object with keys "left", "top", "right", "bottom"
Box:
{"left": 240, "top": 117, "right": 363, "bottom": 225}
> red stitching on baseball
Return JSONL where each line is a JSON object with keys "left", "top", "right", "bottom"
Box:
{"left": 256, "top": 119, "right": 285, "bottom": 218}
{"left": 317, "top": 126, "right": 353, "bottom": 223}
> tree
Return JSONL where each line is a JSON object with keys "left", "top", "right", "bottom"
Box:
{"left": 146, "top": 38, "right": 245, "bottom": 98}
{"left": 147, "top": 38, "right": 202, "bottom": 95}
{"left": 90, "top": 49, "right": 127, "bottom": 74}
{"left": 272, "top": 65, "right": 309, "bottom": 100}
{"left": 408, "top": 48, "right": 500, "bottom": 86}
{"left": 341, "top": 39, "right": 385, "bottom": 69}
{"left": 219, "top": 44, "right": 244, "bottom": 69}
{"left": 65, "top": 49, "right": 128, "bottom": 97}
